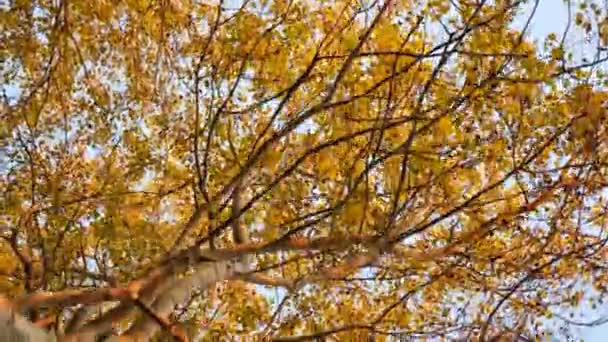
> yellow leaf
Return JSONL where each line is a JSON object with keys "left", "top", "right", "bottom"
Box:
{"left": 318, "top": 151, "right": 339, "bottom": 179}
{"left": 263, "top": 149, "right": 282, "bottom": 171}
{"left": 343, "top": 32, "right": 358, "bottom": 50}
{"left": 343, "top": 199, "right": 365, "bottom": 226}
{"left": 437, "top": 116, "right": 453, "bottom": 135}
{"left": 551, "top": 47, "right": 563, "bottom": 60}
{"left": 353, "top": 159, "right": 365, "bottom": 176}
{"left": 601, "top": 18, "right": 608, "bottom": 47}
{"left": 575, "top": 12, "right": 584, "bottom": 26}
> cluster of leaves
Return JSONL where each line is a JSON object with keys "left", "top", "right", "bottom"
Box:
{"left": 3, "top": 0, "right": 608, "bottom": 340}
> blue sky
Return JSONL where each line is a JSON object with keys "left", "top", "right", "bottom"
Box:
{"left": 525, "top": 2, "right": 608, "bottom": 341}
{"left": 259, "top": 3, "right": 608, "bottom": 340}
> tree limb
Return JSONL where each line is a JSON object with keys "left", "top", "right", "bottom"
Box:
{"left": 0, "top": 297, "right": 57, "bottom": 341}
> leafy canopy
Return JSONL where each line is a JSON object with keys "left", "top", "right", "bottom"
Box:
{"left": 3, "top": 0, "right": 608, "bottom": 340}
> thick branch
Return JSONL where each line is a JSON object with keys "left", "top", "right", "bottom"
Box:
{"left": 122, "top": 260, "right": 244, "bottom": 340}
{"left": 0, "top": 298, "right": 57, "bottom": 342}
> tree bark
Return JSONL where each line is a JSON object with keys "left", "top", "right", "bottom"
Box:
{"left": 0, "top": 298, "right": 56, "bottom": 341}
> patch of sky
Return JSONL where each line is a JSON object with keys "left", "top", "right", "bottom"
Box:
{"left": 516, "top": 2, "right": 608, "bottom": 339}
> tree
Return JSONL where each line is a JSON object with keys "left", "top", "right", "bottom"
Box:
{"left": 3, "top": 0, "right": 608, "bottom": 340}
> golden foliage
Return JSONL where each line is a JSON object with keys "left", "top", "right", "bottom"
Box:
{"left": 2, "top": 0, "right": 608, "bottom": 340}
